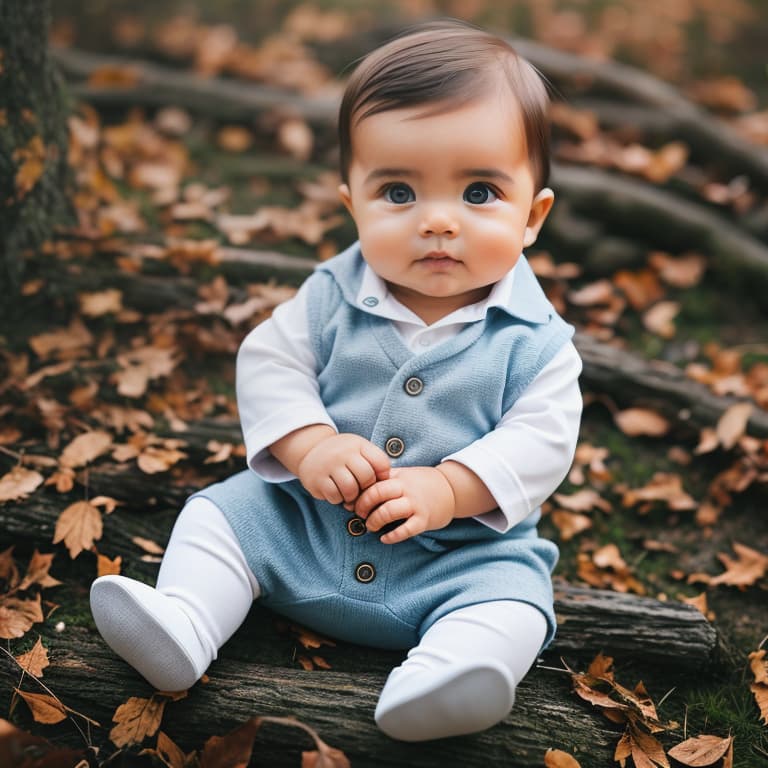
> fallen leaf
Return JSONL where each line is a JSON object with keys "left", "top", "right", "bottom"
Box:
{"left": 14, "top": 689, "right": 67, "bottom": 724}
{"left": 110, "top": 695, "right": 168, "bottom": 748}
{"left": 709, "top": 542, "right": 768, "bottom": 588}
{"left": 15, "top": 637, "right": 50, "bottom": 677}
{"left": 0, "top": 595, "right": 44, "bottom": 638}
{"left": 155, "top": 731, "right": 187, "bottom": 768}
{"left": 648, "top": 251, "right": 706, "bottom": 288}
{"left": 551, "top": 509, "right": 593, "bottom": 541}
{"left": 751, "top": 682, "right": 768, "bottom": 725}
{"left": 716, "top": 402, "right": 752, "bottom": 450}
{"left": 132, "top": 536, "right": 165, "bottom": 555}
{"left": 199, "top": 715, "right": 262, "bottom": 768}
{"left": 749, "top": 650, "right": 768, "bottom": 685}
{"left": 614, "top": 408, "right": 671, "bottom": 437}
{"left": 278, "top": 118, "right": 314, "bottom": 161}
{"left": 0, "top": 466, "right": 44, "bottom": 502}
{"left": 53, "top": 500, "right": 103, "bottom": 559}
{"left": 622, "top": 473, "right": 696, "bottom": 511}
{"left": 553, "top": 488, "right": 612, "bottom": 513}
{"left": 59, "top": 430, "right": 113, "bottom": 469}
{"left": 78, "top": 289, "right": 123, "bottom": 317}
{"left": 302, "top": 742, "right": 351, "bottom": 768}
{"left": 544, "top": 748, "right": 582, "bottom": 767}
{"left": 137, "top": 445, "right": 188, "bottom": 474}
{"left": 668, "top": 734, "right": 733, "bottom": 766}
{"left": 97, "top": 553, "right": 122, "bottom": 577}
{"left": 643, "top": 301, "right": 679, "bottom": 339}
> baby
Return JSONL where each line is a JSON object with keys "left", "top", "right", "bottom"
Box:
{"left": 91, "top": 19, "right": 582, "bottom": 742}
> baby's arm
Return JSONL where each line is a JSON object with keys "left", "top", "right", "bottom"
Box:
{"left": 355, "top": 342, "right": 583, "bottom": 542}
{"left": 270, "top": 425, "right": 390, "bottom": 506}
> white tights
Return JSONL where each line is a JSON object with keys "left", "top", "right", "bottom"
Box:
{"left": 90, "top": 496, "right": 546, "bottom": 740}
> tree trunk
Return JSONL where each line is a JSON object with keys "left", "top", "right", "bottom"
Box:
{"left": 0, "top": 0, "right": 70, "bottom": 299}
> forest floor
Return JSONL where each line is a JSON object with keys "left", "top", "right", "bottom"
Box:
{"left": 2, "top": 3, "right": 768, "bottom": 767}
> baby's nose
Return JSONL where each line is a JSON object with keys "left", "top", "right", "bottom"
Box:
{"left": 418, "top": 207, "right": 459, "bottom": 237}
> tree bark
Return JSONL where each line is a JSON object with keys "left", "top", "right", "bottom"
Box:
{"left": 2, "top": 625, "right": 619, "bottom": 768}
{"left": 0, "top": 0, "right": 70, "bottom": 298}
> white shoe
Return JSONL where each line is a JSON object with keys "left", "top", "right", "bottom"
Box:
{"left": 90, "top": 575, "right": 208, "bottom": 691}
{"left": 375, "top": 658, "right": 516, "bottom": 741}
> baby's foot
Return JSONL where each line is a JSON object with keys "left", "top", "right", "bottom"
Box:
{"left": 90, "top": 575, "right": 208, "bottom": 691}
{"left": 374, "top": 658, "right": 515, "bottom": 741}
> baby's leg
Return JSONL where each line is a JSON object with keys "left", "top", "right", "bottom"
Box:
{"left": 90, "top": 496, "right": 259, "bottom": 691}
{"left": 375, "top": 600, "right": 547, "bottom": 741}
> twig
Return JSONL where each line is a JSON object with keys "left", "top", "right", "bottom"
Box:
{"left": 0, "top": 643, "right": 100, "bottom": 745}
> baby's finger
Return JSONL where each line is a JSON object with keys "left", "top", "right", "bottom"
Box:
{"left": 380, "top": 516, "right": 424, "bottom": 544}
{"left": 366, "top": 496, "right": 412, "bottom": 532}
{"left": 345, "top": 453, "right": 378, "bottom": 491}
{"left": 360, "top": 441, "right": 391, "bottom": 480}
{"left": 319, "top": 476, "right": 343, "bottom": 505}
{"left": 331, "top": 466, "right": 362, "bottom": 503}
{"left": 354, "top": 478, "right": 403, "bottom": 519}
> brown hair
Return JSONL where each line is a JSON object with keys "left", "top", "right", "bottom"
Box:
{"left": 338, "top": 19, "right": 551, "bottom": 190}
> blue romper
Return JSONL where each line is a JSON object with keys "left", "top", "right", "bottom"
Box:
{"left": 195, "top": 243, "right": 574, "bottom": 651}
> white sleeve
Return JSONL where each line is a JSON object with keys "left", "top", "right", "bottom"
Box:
{"left": 443, "top": 341, "right": 583, "bottom": 533}
{"left": 236, "top": 280, "right": 336, "bottom": 482}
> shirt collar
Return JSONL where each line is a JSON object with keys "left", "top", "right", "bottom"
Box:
{"left": 353, "top": 256, "right": 550, "bottom": 327}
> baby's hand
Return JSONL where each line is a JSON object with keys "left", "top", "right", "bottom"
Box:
{"left": 353, "top": 466, "right": 456, "bottom": 544}
{"left": 297, "top": 433, "right": 391, "bottom": 506}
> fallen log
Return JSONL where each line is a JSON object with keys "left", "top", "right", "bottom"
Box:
{"left": 2, "top": 623, "right": 619, "bottom": 768}
{"left": 52, "top": 40, "right": 768, "bottom": 191}
{"left": 0, "top": 484, "right": 718, "bottom": 668}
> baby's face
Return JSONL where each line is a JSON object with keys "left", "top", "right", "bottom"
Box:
{"left": 339, "top": 94, "right": 553, "bottom": 323}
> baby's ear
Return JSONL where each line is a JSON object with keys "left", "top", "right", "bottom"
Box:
{"left": 338, "top": 183, "right": 353, "bottom": 215}
{"left": 523, "top": 188, "right": 554, "bottom": 247}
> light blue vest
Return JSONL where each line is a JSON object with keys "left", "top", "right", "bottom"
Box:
{"left": 195, "top": 242, "right": 574, "bottom": 649}
{"left": 307, "top": 242, "right": 574, "bottom": 548}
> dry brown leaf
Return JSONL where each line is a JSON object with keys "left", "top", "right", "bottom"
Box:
{"left": 749, "top": 650, "right": 768, "bottom": 685}
{"left": 53, "top": 500, "right": 103, "bottom": 559}
{"left": 626, "top": 724, "right": 670, "bottom": 768}
{"left": 15, "top": 637, "right": 49, "bottom": 677}
{"left": 59, "top": 430, "right": 113, "bottom": 469}
{"left": 217, "top": 126, "right": 253, "bottom": 152}
{"left": 28, "top": 318, "right": 94, "bottom": 360}
{"left": 0, "top": 595, "right": 44, "bottom": 639}
{"left": 97, "top": 553, "right": 122, "bottom": 577}
{"left": 614, "top": 408, "right": 671, "bottom": 437}
{"left": 622, "top": 473, "right": 696, "bottom": 511}
{"left": 643, "top": 301, "right": 679, "bottom": 339}
{"left": 302, "top": 742, "right": 351, "bottom": 768}
{"left": 0, "top": 466, "right": 44, "bottom": 502}
{"left": 710, "top": 542, "right": 768, "bottom": 588}
{"left": 199, "top": 715, "right": 262, "bottom": 768}
{"left": 751, "top": 682, "right": 768, "bottom": 725}
{"left": 614, "top": 269, "right": 664, "bottom": 311}
{"left": 151, "top": 731, "right": 188, "bottom": 768}
{"left": 110, "top": 695, "right": 168, "bottom": 748}
{"left": 0, "top": 546, "right": 19, "bottom": 587}
{"left": 716, "top": 402, "right": 752, "bottom": 450}
{"left": 553, "top": 488, "right": 611, "bottom": 513}
{"left": 648, "top": 251, "right": 706, "bottom": 288}
{"left": 278, "top": 118, "right": 314, "bottom": 161}
{"left": 544, "top": 748, "right": 582, "bottom": 768}
{"left": 137, "top": 445, "right": 188, "bottom": 474}
{"left": 551, "top": 509, "right": 593, "bottom": 541}
{"left": 14, "top": 689, "right": 67, "bottom": 724}
{"left": 694, "top": 427, "right": 720, "bottom": 455}
{"left": 567, "top": 279, "right": 614, "bottom": 307}
{"left": 78, "top": 289, "right": 123, "bottom": 317}
{"left": 132, "top": 536, "right": 165, "bottom": 556}
{"left": 668, "top": 734, "right": 733, "bottom": 766}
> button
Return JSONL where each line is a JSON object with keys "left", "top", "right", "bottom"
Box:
{"left": 347, "top": 517, "right": 366, "bottom": 536}
{"left": 355, "top": 562, "right": 376, "bottom": 583}
{"left": 362, "top": 296, "right": 379, "bottom": 307}
{"left": 385, "top": 437, "right": 404, "bottom": 457}
{"left": 404, "top": 376, "right": 423, "bottom": 396}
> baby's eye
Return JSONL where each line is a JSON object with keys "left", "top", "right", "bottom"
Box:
{"left": 384, "top": 183, "right": 415, "bottom": 204}
{"left": 463, "top": 183, "right": 498, "bottom": 205}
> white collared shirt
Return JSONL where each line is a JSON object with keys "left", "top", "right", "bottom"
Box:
{"left": 237, "top": 262, "right": 583, "bottom": 533}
